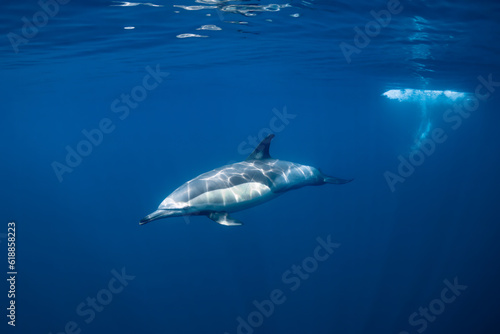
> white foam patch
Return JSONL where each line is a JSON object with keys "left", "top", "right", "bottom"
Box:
{"left": 176, "top": 33, "right": 209, "bottom": 39}
{"left": 195, "top": 0, "right": 224, "bottom": 4}
{"left": 111, "top": 1, "right": 163, "bottom": 7}
{"left": 382, "top": 89, "right": 467, "bottom": 102}
{"left": 173, "top": 5, "right": 217, "bottom": 10}
{"left": 221, "top": 3, "right": 290, "bottom": 15}
{"left": 197, "top": 25, "right": 222, "bottom": 31}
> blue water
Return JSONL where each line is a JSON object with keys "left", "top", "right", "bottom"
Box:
{"left": 1, "top": 0, "right": 500, "bottom": 333}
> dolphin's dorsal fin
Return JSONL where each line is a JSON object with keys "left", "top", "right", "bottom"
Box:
{"left": 246, "top": 134, "right": 275, "bottom": 160}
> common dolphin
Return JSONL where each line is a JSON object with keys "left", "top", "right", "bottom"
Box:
{"left": 140, "top": 134, "right": 352, "bottom": 226}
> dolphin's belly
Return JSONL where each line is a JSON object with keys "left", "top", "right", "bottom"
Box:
{"left": 186, "top": 181, "right": 277, "bottom": 212}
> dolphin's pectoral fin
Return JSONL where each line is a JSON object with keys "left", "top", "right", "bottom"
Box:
{"left": 208, "top": 212, "right": 243, "bottom": 226}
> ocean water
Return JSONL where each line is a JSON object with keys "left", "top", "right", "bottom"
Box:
{"left": 1, "top": 0, "right": 500, "bottom": 333}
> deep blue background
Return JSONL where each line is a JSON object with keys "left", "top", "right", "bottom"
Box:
{"left": 1, "top": 0, "right": 500, "bottom": 333}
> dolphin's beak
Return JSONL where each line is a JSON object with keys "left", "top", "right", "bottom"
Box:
{"left": 139, "top": 209, "right": 180, "bottom": 225}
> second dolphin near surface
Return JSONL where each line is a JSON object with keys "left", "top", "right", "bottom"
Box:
{"left": 140, "top": 134, "right": 352, "bottom": 226}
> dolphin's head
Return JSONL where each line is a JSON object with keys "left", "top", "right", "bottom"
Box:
{"left": 140, "top": 193, "right": 193, "bottom": 225}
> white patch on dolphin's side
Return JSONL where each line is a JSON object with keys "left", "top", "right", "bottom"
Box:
{"left": 187, "top": 182, "right": 272, "bottom": 210}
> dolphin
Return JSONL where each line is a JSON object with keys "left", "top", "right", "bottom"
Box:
{"left": 140, "top": 134, "right": 352, "bottom": 226}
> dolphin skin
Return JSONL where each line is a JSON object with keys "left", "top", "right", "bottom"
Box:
{"left": 140, "top": 134, "right": 352, "bottom": 226}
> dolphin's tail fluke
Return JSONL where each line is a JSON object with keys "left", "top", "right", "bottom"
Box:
{"left": 323, "top": 176, "right": 353, "bottom": 184}
{"left": 317, "top": 168, "right": 353, "bottom": 185}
